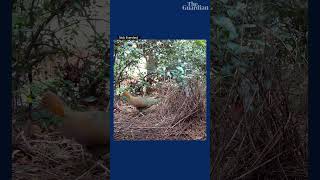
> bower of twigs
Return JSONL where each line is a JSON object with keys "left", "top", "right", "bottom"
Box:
{"left": 210, "top": 2, "right": 308, "bottom": 177}
{"left": 211, "top": 73, "right": 308, "bottom": 179}
{"left": 12, "top": 117, "right": 109, "bottom": 180}
{"left": 114, "top": 80, "right": 206, "bottom": 141}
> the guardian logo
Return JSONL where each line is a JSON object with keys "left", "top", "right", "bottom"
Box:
{"left": 182, "top": 1, "right": 209, "bottom": 11}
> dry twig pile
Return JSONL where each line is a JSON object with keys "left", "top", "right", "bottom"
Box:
{"left": 114, "top": 81, "right": 206, "bottom": 141}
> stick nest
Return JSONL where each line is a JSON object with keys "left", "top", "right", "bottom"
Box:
{"left": 12, "top": 118, "right": 109, "bottom": 180}
{"left": 114, "top": 80, "right": 207, "bottom": 141}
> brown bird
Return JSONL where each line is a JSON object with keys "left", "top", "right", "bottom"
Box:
{"left": 41, "top": 91, "right": 110, "bottom": 156}
{"left": 122, "top": 91, "right": 160, "bottom": 111}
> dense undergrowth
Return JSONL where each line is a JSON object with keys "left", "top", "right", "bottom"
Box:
{"left": 210, "top": 0, "right": 308, "bottom": 179}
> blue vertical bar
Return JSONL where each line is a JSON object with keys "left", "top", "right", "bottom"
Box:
{"left": 0, "top": 0, "right": 11, "bottom": 178}
{"left": 309, "top": 0, "right": 320, "bottom": 179}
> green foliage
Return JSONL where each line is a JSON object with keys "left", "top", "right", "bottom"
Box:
{"left": 212, "top": 0, "right": 308, "bottom": 111}
{"left": 215, "top": 16, "right": 238, "bottom": 41}
{"left": 12, "top": 0, "right": 109, "bottom": 110}
{"left": 114, "top": 40, "right": 206, "bottom": 92}
{"left": 211, "top": 1, "right": 308, "bottom": 178}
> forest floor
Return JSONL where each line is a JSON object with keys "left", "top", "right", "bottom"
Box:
{"left": 114, "top": 81, "right": 207, "bottom": 141}
{"left": 12, "top": 112, "right": 109, "bottom": 180}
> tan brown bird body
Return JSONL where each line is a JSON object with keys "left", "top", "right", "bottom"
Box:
{"left": 41, "top": 91, "right": 110, "bottom": 147}
{"left": 122, "top": 91, "right": 159, "bottom": 111}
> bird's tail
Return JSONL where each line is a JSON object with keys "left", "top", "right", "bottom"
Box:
{"left": 41, "top": 91, "right": 66, "bottom": 117}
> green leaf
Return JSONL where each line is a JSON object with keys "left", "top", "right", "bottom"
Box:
{"left": 195, "top": 40, "right": 206, "bottom": 47}
{"left": 227, "top": 9, "right": 240, "bottom": 17}
{"left": 227, "top": 42, "right": 256, "bottom": 54}
{"left": 215, "top": 16, "right": 238, "bottom": 40}
{"left": 219, "top": 0, "right": 228, "bottom": 3}
{"left": 81, "top": 96, "right": 97, "bottom": 103}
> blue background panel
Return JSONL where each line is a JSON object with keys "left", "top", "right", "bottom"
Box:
{"left": 111, "top": 142, "right": 209, "bottom": 180}
{"left": 110, "top": 0, "right": 210, "bottom": 39}
{"left": 110, "top": 0, "right": 210, "bottom": 180}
